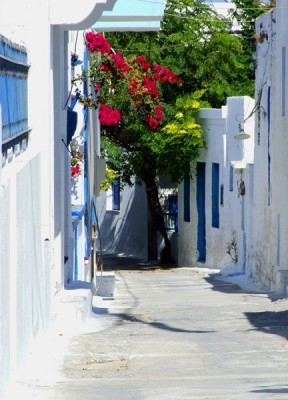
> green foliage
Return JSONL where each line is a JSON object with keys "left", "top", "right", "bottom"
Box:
{"left": 106, "top": 0, "right": 255, "bottom": 108}
{"left": 228, "top": 0, "right": 274, "bottom": 91}
{"left": 159, "top": 92, "right": 206, "bottom": 182}
{"left": 76, "top": 32, "right": 206, "bottom": 187}
{"left": 99, "top": 166, "right": 119, "bottom": 191}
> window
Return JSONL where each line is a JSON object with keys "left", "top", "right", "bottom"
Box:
{"left": 0, "top": 35, "right": 30, "bottom": 158}
{"left": 282, "top": 47, "right": 286, "bottom": 117}
{"left": 183, "top": 177, "right": 190, "bottom": 222}
{"left": 267, "top": 85, "right": 271, "bottom": 206}
{"left": 112, "top": 177, "right": 120, "bottom": 210}
{"left": 211, "top": 163, "right": 219, "bottom": 228}
{"left": 163, "top": 194, "right": 178, "bottom": 231}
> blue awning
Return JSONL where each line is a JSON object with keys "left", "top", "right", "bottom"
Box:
{"left": 93, "top": 0, "right": 165, "bottom": 31}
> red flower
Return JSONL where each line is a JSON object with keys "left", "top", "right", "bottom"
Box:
{"left": 85, "top": 32, "right": 111, "bottom": 54}
{"left": 99, "top": 63, "right": 111, "bottom": 71}
{"left": 129, "top": 78, "right": 138, "bottom": 93}
{"left": 136, "top": 55, "right": 150, "bottom": 71}
{"left": 153, "top": 64, "right": 162, "bottom": 72}
{"left": 136, "top": 55, "right": 146, "bottom": 64}
{"left": 98, "top": 104, "right": 122, "bottom": 126}
{"left": 144, "top": 105, "right": 163, "bottom": 130}
{"left": 71, "top": 164, "right": 80, "bottom": 177}
{"left": 111, "top": 53, "right": 130, "bottom": 72}
{"left": 143, "top": 76, "right": 159, "bottom": 99}
{"left": 95, "top": 83, "right": 101, "bottom": 91}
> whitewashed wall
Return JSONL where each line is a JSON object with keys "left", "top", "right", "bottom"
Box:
{"left": 97, "top": 179, "right": 148, "bottom": 259}
{"left": 253, "top": 2, "right": 288, "bottom": 294}
{"left": 178, "top": 97, "right": 255, "bottom": 275}
{"left": 0, "top": 2, "right": 55, "bottom": 394}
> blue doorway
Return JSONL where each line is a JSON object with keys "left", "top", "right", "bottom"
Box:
{"left": 197, "top": 162, "right": 206, "bottom": 261}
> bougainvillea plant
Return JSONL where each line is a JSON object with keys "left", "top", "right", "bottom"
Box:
{"left": 76, "top": 32, "right": 182, "bottom": 137}
{"left": 70, "top": 142, "right": 84, "bottom": 178}
{"left": 74, "top": 31, "right": 206, "bottom": 262}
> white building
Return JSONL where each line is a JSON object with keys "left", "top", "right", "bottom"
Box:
{"left": 178, "top": 96, "right": 255, "bottom": 274}
{"left": 252, "top": 0, "right": 288, "bottom": 294}
{"left": 0, "top": 0, "right": 165, "bottom": 395}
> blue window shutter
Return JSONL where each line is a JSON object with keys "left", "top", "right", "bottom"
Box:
{"left": 0, "top": 36, "right": 30, "bottom": 154}
{"left": 212, "top": 163, "right": 219, "bottom": 228}
{"left": 267, "top": 85, "right": 271, "bottom": 206}
{"left": 112, "top": 177, "right": 120, "bottom": 210}
{"left": 184, "top": 177, "right": 190, "bottom": 222}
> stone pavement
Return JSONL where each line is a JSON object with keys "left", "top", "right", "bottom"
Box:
{"left": 4, "top": 257, "right": 288, "bottom": 400}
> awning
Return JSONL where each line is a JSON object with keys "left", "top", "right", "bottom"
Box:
{"left": 93, "top": 0, "right": 165, "bottom": 31}
{"left": 51, "top": 0, "right": 165, "bottom": 32}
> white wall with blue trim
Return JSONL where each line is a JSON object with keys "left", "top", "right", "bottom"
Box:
{"left": 178, "top": 97, "right": 255, "bottom": 276}
{"left": 252, "top": 1, "right": 288, "bottom": 295}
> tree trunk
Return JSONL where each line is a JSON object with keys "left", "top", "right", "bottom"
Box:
{"left": 145, "top": 180, "right": 172, "bottom": 264}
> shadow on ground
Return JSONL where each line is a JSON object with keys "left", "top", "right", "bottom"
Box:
{"left": 251, "top": 386, "right": 288, "bottom": 394}
{"left": 245, "top": 310, "right": 288, "bottom": 340}
{"left": 205, "top": 273, "right": 288, "bottom": 341}
{"left": 204, "top": 273, "right": 266, "bottom": 295}
{"left": 100, "top": 253, "right": 176, "bottom": 271}
{"left": 109, "top": 312, "right": 217, "bottom": 334}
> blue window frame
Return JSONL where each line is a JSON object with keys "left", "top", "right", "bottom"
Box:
{"left": 282, "top": 47, "right": 286, "bottom": 117}
{"left": 212, "top": 163, "right": 219, "bottom": 228}
{"left": 112, "top": 177, "right": 120, "bottom": 210}
{"left": 163, "top": 194, "right": 178, "bottom": 231}
{"left": 267, "top": 85, "right": 271, "bottom": 206}
{"left": 0, "top": 35, "right": 30, "bottom": 155}
{"left": 183, "top": 176, "right": 190, "bottom": 222}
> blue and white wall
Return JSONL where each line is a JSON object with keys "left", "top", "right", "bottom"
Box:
{"left": 0, "top": 0, "right": 166, "bottom": 395}
{"left": 253, "top": 1, "right": 288, "bottom": 294}
{"left": 178, "top": 97, "right": 255, "bottom": 275}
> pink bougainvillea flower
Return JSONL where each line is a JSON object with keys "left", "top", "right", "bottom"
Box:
{"left": 71, "top": 164, "right": 81, "bottom": 177}
{"left": 85, "top": 32, "right": 111, "bottom": 54}
{"left": 98, "top": 63, "right": 111, "bottom": 71}
{"left": 98, "top": 104, "right": 122, "bottom": 126}
{"left": 136, "top": 55, "right": 150, "bottom": 71}
{"left": 136, "top": 55, "right": 146, "bottom": 64}
{"left": 128, "top": 78, "right": 138, "bottom": 94}
{"left": 143, "top": 76, "right": 159, "bottom": 98}
{"left": 111, "top": 53, "right": 130, "bottom": 72}
{"left": 83, "top": 33, "right": 183, "bottom": 133}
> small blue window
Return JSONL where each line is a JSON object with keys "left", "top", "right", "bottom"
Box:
{"left": 184, "top": 177, "right": 190, "bottom": 222}
{"left": 112, "top": 177, "right": 120, "bottom": 210}
{"left": 212, "top": 163, "right": 219, "bottom": 228}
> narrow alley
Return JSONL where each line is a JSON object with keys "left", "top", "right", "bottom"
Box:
{"left": 6, "top": 260, "right": 288, "bottom": 400}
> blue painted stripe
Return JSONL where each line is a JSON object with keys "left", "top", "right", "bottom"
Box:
{"left": 74, "top": 225, "right": 78, "bottom": 281}
{"left": 212, "top": 163, "right": 220, "bottom": 228}
{"left": 267, "top": 86, "right": 271, "bottom": 206}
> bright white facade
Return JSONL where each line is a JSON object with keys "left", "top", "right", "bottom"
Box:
{"left": 0, "top": 0, "right": 165, "bottom": 396}
{"left": 252, "top": 0, "right": 288, "bottom": 294}
{"left": 178, "top": 97, "right": 255, "bottom": 274}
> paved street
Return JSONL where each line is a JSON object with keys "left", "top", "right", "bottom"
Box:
{"left": 5, "top": 261, "right": 288, "bottom": 400}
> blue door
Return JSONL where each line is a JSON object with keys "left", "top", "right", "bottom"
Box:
{"left": 197, "top": 162, "right": 206, "bottom": 261}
